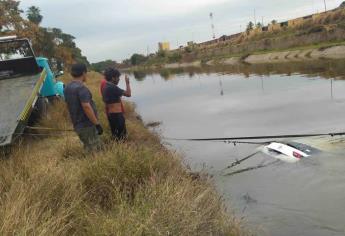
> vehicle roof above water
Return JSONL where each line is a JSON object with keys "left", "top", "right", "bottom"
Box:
{"left": 285, "top": 141, "right": 321, "bottom": 154}
{"left": 262, "top": 141, "right": 321, "bottom": 163}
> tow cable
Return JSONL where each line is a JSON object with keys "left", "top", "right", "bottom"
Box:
{"left": 25, "top": 126, "right": 345, "bottom": 176}
{"left": 165, "top": 131, "right": 345, "bottom": 142}
{"left": 28, "top": 126, "right": 345, "bottom": 141}
{"left": 223, "top": 160, "right": 280, "bottom": 176}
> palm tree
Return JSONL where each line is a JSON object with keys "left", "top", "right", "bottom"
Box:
{"left": 27, "top": 6, "right": 43, "bottom": 25}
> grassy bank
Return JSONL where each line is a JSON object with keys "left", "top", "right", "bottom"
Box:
{"left": 0, "top": 72, "right": 245, "bottom": 235}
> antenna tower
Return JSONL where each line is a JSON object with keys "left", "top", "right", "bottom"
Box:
{"left": 210, "top": 12, "right": 216, "bottom": 39}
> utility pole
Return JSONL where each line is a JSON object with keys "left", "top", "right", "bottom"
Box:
{"left": 254, "top": 9, "right": 257, "bottom": 26}
{"left": 210, "top": 12, "right": 216, "bottom": 39}
{"left": 262, "top": 16, "right": 264, "bottom": 26}
{"left": 324, "top": 0, "right": 327, "bottom": 12}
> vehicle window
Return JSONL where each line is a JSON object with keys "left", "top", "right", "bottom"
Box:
{"left": 0, "top": 40, "right": 34, "bottom": 61}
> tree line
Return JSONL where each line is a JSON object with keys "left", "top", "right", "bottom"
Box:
{"left": 91, "top": 54, "right": 151, "bottom": 71}
{"left": 245, "top": 20, "right": 277, "bottom": 33}
{"left": 0, "top": 0, "right": 89, "bottom": 71}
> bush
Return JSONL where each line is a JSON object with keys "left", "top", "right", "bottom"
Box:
{"left": 331, "top": 11, "right": 345, "bottom": 22}
{"left": 307, "top": 25, "right": 325, "bottom": 34}
{"left": 167, "top": 52, "right": 182, "bottom": 63}
{"left": 322, "top": 15, "right": 332, "bottom": 25}
{"left": 337, "top": 21, "right": 345, "bottom": 30}
{"left": 157, "top": 50, "right": 167, "bottom": 58}
{"left": 185, "top": 46, "right": 193, "bottom": 53}
{"left": 263, "top": 38, "right": 272, "bottom": 48}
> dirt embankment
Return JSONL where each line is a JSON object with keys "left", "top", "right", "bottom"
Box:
{"left": 243, "top": 45, "right": 345, "bottom": 64}
{"left": 160, "top": 45, "right": 345, "bottom": 68}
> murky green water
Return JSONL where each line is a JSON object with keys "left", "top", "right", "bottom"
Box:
{"left": 128, "top": 60, "right": 345, "bottom": 236}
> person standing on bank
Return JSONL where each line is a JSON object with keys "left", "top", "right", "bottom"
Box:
{"left": 64, "top": 63, "right": 103, "bottom": 152}
{"left": 102, "top": 68, "right": 131, "bottom": 140}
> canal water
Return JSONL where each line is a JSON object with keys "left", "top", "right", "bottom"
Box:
{"left": 128, "top": 61, "right": 345, "bottom": 236}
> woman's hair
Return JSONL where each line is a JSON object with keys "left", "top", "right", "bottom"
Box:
{"left": 104, "top": 68, "right": 121, "bottom": 81}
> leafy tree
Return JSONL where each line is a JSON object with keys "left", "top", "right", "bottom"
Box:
{"left": 90, "top": 60, "right": 118, "bottom": 72}
{"left": 157, "top": 50, "right": 167, "bottom": 57}
{"left": 122, "top": 59, "right": 131, "bottom": 66}
{"left": 0, "top": 1, "right": 40, "bottom": 47}
{"left": 0, "top": 0, "right": 24, "bottom": 32}
{"left": 168, "top": 52, "right": 182, "bottom": 63}
{"left": 26, "top": 6, "right": 42, "bottom": 25}
{"left": 130, "top": 53, "right": 147, "bottom": 65}
{"left": 271, "top": 20, "right": 277, "bottom": 25}
{"left": 31, "top": 26, "right": 89, "bottom": 69}
{"left": 256, "top": 22, "right": 262, "bottom": 29}
{"left": 0, "top": 0, "right": 89, "bottom": 70}
{"left": 50, "top": 28, "right": 88, "bottom": 65}
{"left": 246, "top": 21, "right": 254, "bottom": 33}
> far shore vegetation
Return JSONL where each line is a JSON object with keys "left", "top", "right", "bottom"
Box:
{"left": 110, "top": 4, "right": 345, "bottom": 70}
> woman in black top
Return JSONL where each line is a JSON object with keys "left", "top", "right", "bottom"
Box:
{"left": 102, "top": 68, "right": 131, "bottom": 140}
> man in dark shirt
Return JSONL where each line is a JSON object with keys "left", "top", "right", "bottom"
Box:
{"left": 64, "top": 63, "right": 103, "bottom": 152}
{"left": 102, "top": 68, "right": 131, "bottom": 140}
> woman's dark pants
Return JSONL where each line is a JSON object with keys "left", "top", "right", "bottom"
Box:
{"left": 107, "top": 113, "right": 127, "bottom": 140}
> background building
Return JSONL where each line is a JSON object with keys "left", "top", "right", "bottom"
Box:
{"left": 158, "top": 42, "right": 170, "bottom": 51}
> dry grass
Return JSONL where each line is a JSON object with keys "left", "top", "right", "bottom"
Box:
{"left": 0, "top": 72, "right": 246, "bottom": 235}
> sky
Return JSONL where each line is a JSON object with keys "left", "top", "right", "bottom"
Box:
{"left": 20, "top": 0, "right": 344, "bottom": 63}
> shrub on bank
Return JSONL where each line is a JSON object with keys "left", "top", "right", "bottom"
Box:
{"left": 168, "top": 52, "right": 182, "bottom": 63}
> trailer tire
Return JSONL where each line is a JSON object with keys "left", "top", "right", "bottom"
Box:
{"left": 29, "top": 97, "right": 49, "bottom": 125}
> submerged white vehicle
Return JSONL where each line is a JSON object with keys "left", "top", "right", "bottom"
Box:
{"left": 223, "top": 141, "right": 321, "bottom": 176}
{"left": 261, "top": 141, "right": 319, "bottom": 163}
